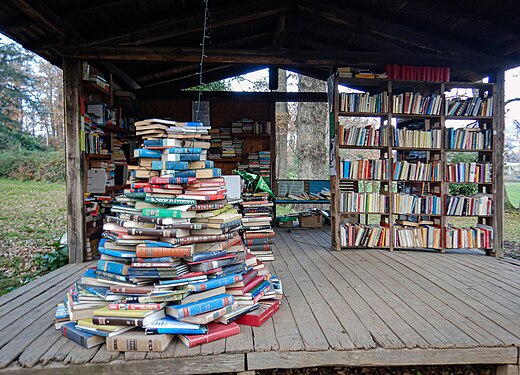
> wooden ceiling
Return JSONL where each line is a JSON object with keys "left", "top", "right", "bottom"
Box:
{"left": 1, "top": 0, "right": 519, "bottom": 92}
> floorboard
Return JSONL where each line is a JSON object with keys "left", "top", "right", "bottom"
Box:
{"left": 1, "top": 228, "right": 520, "bottom": 373}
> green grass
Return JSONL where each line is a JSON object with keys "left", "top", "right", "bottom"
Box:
{"left": 0, "top": 179, "right": 66, "bottom": 295}
{"left": 506, "top": 182, "right": 520, "bottom": 209}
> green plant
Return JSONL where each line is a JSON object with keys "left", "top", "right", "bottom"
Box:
{"left": 0, "top": 150, "right": 65, "bottom": 182}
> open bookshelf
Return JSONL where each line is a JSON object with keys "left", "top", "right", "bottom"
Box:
{"left": 329, "top": 73, "right": 498, "bottom": 254}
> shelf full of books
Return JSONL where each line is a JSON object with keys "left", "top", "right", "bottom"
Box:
{"left": 329, "top": 71, "right": 498, "bottom": 254}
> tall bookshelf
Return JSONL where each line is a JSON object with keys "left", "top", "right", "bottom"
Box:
{"left": 329, "top": 73, "right": 499, "bottom": 255}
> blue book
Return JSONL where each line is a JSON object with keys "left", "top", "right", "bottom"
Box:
{"left": 179, "top": 154, "right": 204, "bottom": 162}
{"left": 213, "top": 263, "right": 248, "bottom": 278}
{"left": 168, "top": 170, "right": 196, "bottom": 178}
{"left": 166, "top": 294, "right": 235, "bottom": 319}
{"left": 187, "top": 274, "right": 243, "bottom": 292}
{"left": 143, "top": 240, "right": 178, "bottom": 248}
{"left": 159, "top": 275, "right": 207, "bottom": 286}
{"left": 250, "top": 280, "right": 271, "bottom": 299}
{"left": 61, "top": 322, "right": 105, "bottom": 349}
{"left": 97, "top": 260, "right": 130, "bottom": 276}
{"left": 143, "top": 317, "right": 206, "bottom": 335}
{"left": 134, "top": 148, "right": 162, "bottom": 158}
{"left": 164, "top": 147, "right": 202, "bottom": 154}
{"left": 186, "top": 250, "right": 226, "bottom": 263}
{"left": 184, "top": 122, "right": 203, "bottom": 127}
{"left": 98, "top": 246, "right": 136, "bottom": 259}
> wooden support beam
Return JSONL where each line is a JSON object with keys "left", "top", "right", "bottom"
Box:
{"left": 80, "top": 2, "right": 289, "bottom": 47}
{"left": 136, "top": 90, "right": 327, "bottom": 103}
{"left": 493, "top": 69, "right": 505, "bottom": 258}
{"left": 272, "top": 15, "right": 286, "bottom": 49}
{"left": 62, "top": 47, "right": 505, "bottom": 69}
{"left": 97, "top": 61, "right": 141, "bottom": 90}
{"left": 62, "top": 58, "right": 85, "bottom": 263}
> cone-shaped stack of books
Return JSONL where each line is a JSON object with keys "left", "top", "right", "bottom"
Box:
{"left": 56, "top": 119, "right": 283, "bottom": 352}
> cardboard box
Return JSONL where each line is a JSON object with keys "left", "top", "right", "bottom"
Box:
{"left": 298, "top": 213, "right": 323, "bottom": 228}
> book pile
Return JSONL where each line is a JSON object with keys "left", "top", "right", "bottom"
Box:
{"left": 340, "top": 159, "right": 388, "bottom": 180}
{"left": 340, "top": 223, "right": 389, "bottom": 248}
{"left": 392, "top": 93, "right": 443, "bottom": 115}
{"left": 240, "top": 193, "right": 275, "bottom": 262}
{"left": 446, "top": 194, "right": 493, "bottom": 216}
{"left": 446, "top": 127, "right": 492, "bottom": 150}
{"left": 445, "top": 224, "right": 493, "bottom": 249}
{"left": 445, "top": 162, "right": 492, "bottom": 183}
{"left": 393, "top": 161, "right": 441, "bottom": 181}
{"left": 339, "top": 191, "right": 388, "bottom": 213}
{"left": 338, "top": 124, "right": 388, "bottom": 147}
{"left": 445, "top": 96, "right": 493, "bottom": 117}
{"left": 230, "top": 118, "right": 271, "bottom": 135}
{"left": 393, "top": 193, "right": 441, "bottom": 215}
{"left": 393, "top": 127, "right": 442, "bottom": 148}
{"left": 259, "top": 151, "right": 271, "bottom": 181}
{"left": 339, "top": 92, "right": 389, "bottom": 113}
{"left": 55, "top": 118, "right": 283, "bottom": 352}
{"left": 247, "top": 152, "right": 261, "bottom": 175}
{"left": 393, "top": 225, "right": 441, "bottom": 249}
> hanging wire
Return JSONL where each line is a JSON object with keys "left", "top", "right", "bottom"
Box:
{"left": 194, "top": 0, "right": 210, "bottom": 123}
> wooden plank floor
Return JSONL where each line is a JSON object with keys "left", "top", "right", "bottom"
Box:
{"left": 2, "top": 227, "right": 520, "bottom": 374}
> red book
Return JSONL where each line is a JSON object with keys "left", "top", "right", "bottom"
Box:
{"left": 135, "top": 245, "right": 193, "bottom": 258}
{"left": 393, "top": 64, "right": 401, "bottom": 80}
{"left": 179, "top": 322, "right": 240, "bottom": 347}
{"left": 227, "top": 275, "right": 265, "bottom": 296}
{"left": 443, "top": 67, "right": 450, "bottom": 82}
{"left": 385, "top": 64, "right": 393, "bottom": 79}
{"left": 235, "top": 301, "right": 280, "bottom": 327}
{"left": 243, "top": 231, "right": 275, "bottom": 240}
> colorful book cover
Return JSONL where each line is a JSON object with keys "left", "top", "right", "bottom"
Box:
{"left": 166, "top": 294, "right": 234, "bottom": 319}
{"left": 178, "top": 322, "right": 240, "bottom": 347}
{"left": 186, "top": 274, "right": 242, "bottom": 292}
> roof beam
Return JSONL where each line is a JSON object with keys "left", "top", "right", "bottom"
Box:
{"left": 79, "top": 2, "right": 289, "bottom": 47}
{"left": 298, "top": 1, "right": 502, "bottom": 62}
{"left": 97, "top": 61, "right": 141, "bottom": 90}
{"left": 13, "top": 0, "right": 80, "bottom": 41}
{"left": 62, "top": 46, "right": 505, "bottom": 70}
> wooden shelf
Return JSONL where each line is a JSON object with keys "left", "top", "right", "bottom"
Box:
{"left": 339, "top": 178, "right": 389, "bottom": 182}
{"left": 102, "top": 125, "right": 134, "bottom": 135}
{"left": 393, "top": 113, "right": 441, "bottom": 119}
{"left": 340, "top": 212, "right": 389, "bottom": 215}
{"left": 446, "top": 181, "right": 492, "bottom": 185}
{"left": 105, "top": 184, "right": 129, "bottom": 193}
{"left": 232, "top": 134, "right": 271, "bottom": 138}
{"left": 338, "top": 111, "right": 388, "bottom": 117}
{"left": 394, "top": 179, "right": 442, "bottom": 183}
{"left": 394, "top": 247, "right": 443, "bottom": 251}
{"left": 394, "top": 213, "right": 442, "bottom": 217}
{"left": 86, "top": 153, "right": 111, "bottom": 160}
{"left": 392, "top": 147, "right": 442, "bottom": 151}
{"left": 211, "top": 158, "right": 243, "bottom": 162}
{"left": 446, "top": 149, "right": 493, "bottom": 153}
{"left": 445, "top": 115, "right": 493, "bottom": 120}
{"left": 339, "top": 145, "right": 387, "bottom": 149}
{"left": 341, "top": 246, "right": 390, "bottom": 249}
{"left": 445, "top": 215, "right": 493, "bottom": 218}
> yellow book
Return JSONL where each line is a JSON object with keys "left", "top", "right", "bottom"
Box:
{"left": 77, "top": 318, "right": 124, "bottom": 332}
{"left": 93, "top": 306, "right": 158, "bottom": 318}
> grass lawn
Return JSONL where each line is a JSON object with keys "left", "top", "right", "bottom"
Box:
{"left": 506, "top": 182, "right": 520, "bottom": 209}
{"left": 0, "top": 178, "right": 66, "bottom": 295}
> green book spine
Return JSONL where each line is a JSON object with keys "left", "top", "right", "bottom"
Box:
{"left": 145, "top": 196, "right": 197, "bottom": 205}
{"left": 142, "top": 208, "right": 182, "bottom": 218}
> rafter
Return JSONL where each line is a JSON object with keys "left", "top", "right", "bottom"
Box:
{"left": 298, "top": 1, "right": 502, "bottom": 62}
{"left": 78, "top": 1, "right": 289, "bottom": 47}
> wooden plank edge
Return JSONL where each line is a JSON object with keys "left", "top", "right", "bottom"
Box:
{"left": 247, "top": 347, "right": 518, "bottom": 370}
{"left": 0, "top": 353, "right": 245, "bottom": 374}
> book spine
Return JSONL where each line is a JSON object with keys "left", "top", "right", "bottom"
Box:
{"left": 142, "top": 208, "right": 182, "bottom": 218}
{"left": 97, "top": 260, "right": 128, "bottom": 276}
{"left": 108, "top": 303, "right": 163, "bottom": 310}
{"left": 170, "top": 295, "right": 234, "bottom": 318}
{"left": 150, "top": 177, "right": 196, "bottom": 184}
{"left": 135, "top": 246, "right": 192, "bottom": 258}
{"left": 107, "top": 335, "right": 167, "bottom": 351}
{"left": 189, "top": 274, "right": 242, "bottom": 292}
{"left": 93, "top": 316, "right": 143, "bottom": 326}
{"left": 61, "top": 324, "right": 89, "bottom": 348}
{"left": 184, "top": 324, "right": 241, "bottom": 347}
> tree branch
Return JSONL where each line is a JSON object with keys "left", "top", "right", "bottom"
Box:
{"left": 505, "top": 97, "right": 520, "bottom": 106}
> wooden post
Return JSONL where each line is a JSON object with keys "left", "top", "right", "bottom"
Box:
{"left": 493, "top": 69, "right": 505, "bottom": 257}
{"left": 63, "top": 58, "right": 85, "bottom": 263}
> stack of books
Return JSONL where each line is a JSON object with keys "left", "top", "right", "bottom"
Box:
{"left": 339, "top": 191, "right": 388, "bottom": 213}
{"left": 340, "top": 159, "right": 388, "bottom": 180}
{"left": 247, "top": 152, "right": 261, "bottom": 175}
{"left": 393, "top": 193, "right": 441, "bottom": 215}
{"left": 446, "top": 194, "right": 493, "bottom": 216}
{"left": 445, "top": 97, "right": 493, "bottom": 117}
{"left": 393, "top": 225, "right": 441, "bottom": 249}
{"left": 446, "top": 127, "right": 492, "bottom": 150}
{"left": 240, "top": 193, "right": 275, "bottom": 262}
{"left": 393, "top": 161, "right": 441, "bottom": 181}
{"left": 55, "top": 118, "right": 284, "bottom": 352}
{"left": 340, "top": 223, "right": 389, "bottom": 248}
{"left": 445, "top": 162, "right": 492, "bottom": 183}
{"left": 339, "top": 92, "right": 389, "bottom": 113}
{"left": 393, "top": 127, "right": 442, "bottom": 148}
{"left": 338, "top": 124, "right": 388, "bottom": 147}
{"left": 392, "top": 93, "right": 443, "bottom": 115}
{"left": 258, "top": 151, "right": 271, "bottom": 181}
{"left": 445, "top": 224, "right": 493, "bottom": 249}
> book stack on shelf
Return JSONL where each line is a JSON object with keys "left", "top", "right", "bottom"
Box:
{"left": 230, "top": 118, "right": 271, "bottom": 135}
{"left": 240, "top": 193, "right": 275, "bottom": 262}
{"left": 258, "top": 151, "right": 271, "bottom": 182}
{"left": 56, "top": 118, "right": 283, "bottom": 352}
{"left": 331, "top": 73, "right": 496, "bottom": 253}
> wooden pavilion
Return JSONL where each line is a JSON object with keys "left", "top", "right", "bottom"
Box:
{"left": 1, "top": 1, "right": 520, "bottom": 374}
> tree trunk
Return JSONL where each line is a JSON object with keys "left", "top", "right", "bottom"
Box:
{"left": 295, "top": 74, "right": 328, "bottom": 179}
{"left": 275, "top": 69, "right": 289, "bottom": 179}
